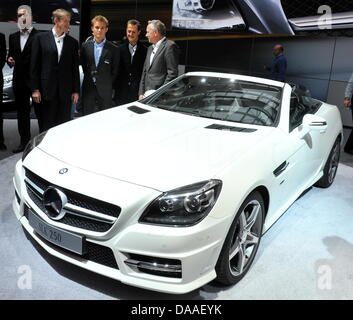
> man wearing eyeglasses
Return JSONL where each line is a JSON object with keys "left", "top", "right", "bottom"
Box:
{"left": 7, "top": 5, "right": 40, "bottom": 153}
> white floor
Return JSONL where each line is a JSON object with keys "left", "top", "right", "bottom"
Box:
{"left": 1, "top": 154, "right": 353, "bottom": 300}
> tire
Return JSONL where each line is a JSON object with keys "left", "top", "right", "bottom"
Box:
{"left": 215, "top": 191, "right": 265, "bottom": 286}
{"left": 315, "top": 136, "right": 341, "bottom": 188}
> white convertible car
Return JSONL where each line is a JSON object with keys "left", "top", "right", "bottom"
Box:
{"left": 13, "top": 72, "right": 343, "bottom": 294}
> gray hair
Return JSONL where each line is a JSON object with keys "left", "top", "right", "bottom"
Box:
{"left": 17, "top": 5, "right": 32, "bottom": 16}
{"left": 148, "top": 20, "right": 166, "bottom": 37}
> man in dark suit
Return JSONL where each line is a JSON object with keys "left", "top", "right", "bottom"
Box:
{"left": 31, "top": 8, "right": 80, "bottom": 132}
{"left": 139, "top": 20, "right": 179, "bottom": 99}
{"left": 114, "top": 19, "right": 147, "bottom": 105}
{"left": 81, "top": 15, "right": 120, "bottom": 115}
{"left": 7, "top": 5, "right": 40, "bottom": 153}
{"left": 265, "top": 44, "right": 287, "bottom": 82}
{"left": 0, "top": 32, "right": 6, "bottom": 151}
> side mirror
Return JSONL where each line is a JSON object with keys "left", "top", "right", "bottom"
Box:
{"left": 297, "top": 114, "right": 327, "bottom": 139}
{"left": 144, "top": 89, "right": 156, "bottom": 97}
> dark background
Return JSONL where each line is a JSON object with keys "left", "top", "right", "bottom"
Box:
{"left": 0, "top": 0, "right": 81, "bottom": 24}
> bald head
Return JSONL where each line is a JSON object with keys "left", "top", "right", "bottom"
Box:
{"left": 273, "top": 44, "right": 284, "bottom": 56}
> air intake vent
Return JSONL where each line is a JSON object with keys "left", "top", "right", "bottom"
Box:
{"left": 206, "top": 124, "right": 257, "bottom": 133}
{"left": 128, "top": 106, "right": 150, "bottom": 114}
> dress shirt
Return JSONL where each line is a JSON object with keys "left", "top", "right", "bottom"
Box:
{"left": 52, "top": 28, "right": 66, "bottom": 62}
{"left": 129, "top": 43, "right": 137, "bottom": 63}
{"left": 94, "top": 38, "right": 106, "bottom": 67}
{"left": 20, "top": 26, "right": 33, "bottom": 52}
{"left": 150, "top": 37, "right": 165, "bottom": 65}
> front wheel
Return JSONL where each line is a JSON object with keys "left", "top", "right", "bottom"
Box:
{"left": 215, "top": 191, "right": 264, "bottom": 285}
{"left": 315, "top": 136, "right": 341, "bottom": 188}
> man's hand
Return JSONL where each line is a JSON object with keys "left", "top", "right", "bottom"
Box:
{"left": 7, "top": 57, "right": 15, "bottom": 67}
{"left": 72, "top": 93, "right": 79, "bottom": 105}
{"left": 32, "top": 90, "right": 41, "bottom": 104}
{"left": 344, "top": 98, "right": 351, "bottom": 108}
{"left": 139, "top": 95, "right": 145, "bottom": 100}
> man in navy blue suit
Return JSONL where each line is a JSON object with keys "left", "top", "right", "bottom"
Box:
{"left": 265, "top": 44, "right": 287, "bottom": 82}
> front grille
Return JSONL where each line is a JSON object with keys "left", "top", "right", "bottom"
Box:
{"left": 26, "top": 186, "right": 112, "bottom": 232}
{"left": 25, "top": 169, "right": 120, "bottom": 218}
{"left": 281, "top": 0, "right": 353, "bottom": 19}
{"left": 24, "top": 168, "right": 121, "bottom": 233}
{"left": 23, "top": 206, "right": 119, "bottom": 270}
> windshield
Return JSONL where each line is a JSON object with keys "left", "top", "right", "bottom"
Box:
{"left": 143, "top": 75, "right": 283, "bottom": 126}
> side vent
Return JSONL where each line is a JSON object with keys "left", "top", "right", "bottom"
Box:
{"left": 127, "top": 106, "right": 150, "bottom": 114}
{"left": 205, "top": 124, "right": 257, "bottom": 133}
{"left": 273, "top": 161, "right": 289, "bottom": 177}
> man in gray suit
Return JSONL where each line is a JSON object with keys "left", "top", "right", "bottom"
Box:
{"left": 139, "top": 20, "right": 179, "bottom": 99}
{"left": 81, "top": 15, "right": 120, "bottom": 115}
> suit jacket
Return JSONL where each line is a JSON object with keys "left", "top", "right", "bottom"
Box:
{"left": 0, "top": 33, "right": 6, "bottom": 99}
{"left": 8, "top": 28, "right": 39, "bottom": 90}
{"left": 81, "top": 39, "right": 120, "bottom": 106}
{"left": 139, "top": 38, "right": 179, "bottom": 95}
{"left": 31, "top": 31, "right": 80, "bottom": 101}
{"left": 114, "top": 40, "right": 147, "bottom": 104}
{"left": 271, "top": 54, "right": 287, "bottom": 82}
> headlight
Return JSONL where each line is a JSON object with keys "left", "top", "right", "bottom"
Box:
{"left": 140, "top": 179, "right": 222, "bottom": 227}
{"left": 3, "top": 75, "right": 13, "bottom": 88}
{"left": 177, "top": 0, "right": 215, "bottom": 12}
{"left": 22, "top": 131, "right": 47, "bottom": 161}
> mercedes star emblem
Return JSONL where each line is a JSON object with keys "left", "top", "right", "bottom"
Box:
{"left": 42, "top": 187, "right": 68, "bottom": 220}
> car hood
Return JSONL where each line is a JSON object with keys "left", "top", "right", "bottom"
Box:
{"left": 38, "top": 103, "right": 274, "bottom": 191}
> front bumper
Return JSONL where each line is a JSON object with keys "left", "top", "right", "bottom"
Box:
{"left": 12, "top": 150, "right": 229, "bottom": 294}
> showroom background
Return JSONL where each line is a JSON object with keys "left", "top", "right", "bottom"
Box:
{"left": 88, "top": 0, "right": 353, "bottom": 128}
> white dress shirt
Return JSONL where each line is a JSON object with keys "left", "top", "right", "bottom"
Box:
{"left": 20, "top": 27, "right": 33, "bottom": 52}
{"left": 52, "top": 28, "right": 66, "bottom": 62}
{"left": 150, "top": 37, "right": 165, "bottom": 66}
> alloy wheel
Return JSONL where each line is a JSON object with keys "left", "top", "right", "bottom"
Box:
{"left": 328, "top": 141, "right": 340, "bottom": 184}
{"left": 229, "top": 200, "right": 263, "bottom": 276}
